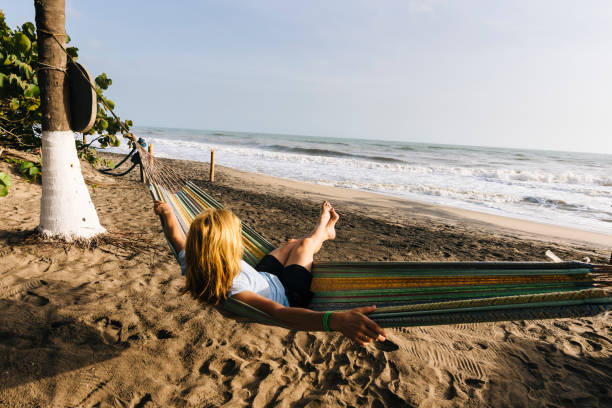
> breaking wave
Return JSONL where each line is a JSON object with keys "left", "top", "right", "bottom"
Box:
{"left": 102, "top": 127, "right": 612, "bottom": 234}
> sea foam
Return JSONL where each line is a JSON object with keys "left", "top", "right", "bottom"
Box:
{"left": 104, "top": 127, "right": 612, "bottom": 234}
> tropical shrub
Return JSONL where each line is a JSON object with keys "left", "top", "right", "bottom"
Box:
{"left": 0, "top": 9, "right": 133, "bottom": 168}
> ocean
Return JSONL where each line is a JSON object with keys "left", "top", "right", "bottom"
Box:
{"left": 105, "top": 127, "right": 612, "bottom": 235}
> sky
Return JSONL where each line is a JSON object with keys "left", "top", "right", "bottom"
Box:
{"left": 4, "top": 1, "right": 612, "bottom": 154}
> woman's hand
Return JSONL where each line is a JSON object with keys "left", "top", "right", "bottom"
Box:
{"left": 153, "top": 200, "right": 171, "bottom": 217}
{"left": 153, "top": 200, "right": 186, "bottom": 252}
{"left": 328, "top": 305, "right": 387, "bottom": 346}
{"left": 233, "top": 292, "right": 386, "bottom": 346}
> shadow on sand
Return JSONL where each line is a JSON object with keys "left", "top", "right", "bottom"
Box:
{"left": 0, "top": 296, "right": 127, "bottom": 391}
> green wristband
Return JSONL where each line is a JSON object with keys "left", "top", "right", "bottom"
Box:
{"left": 322, "top": 311, "right": 332, "bottom": 332}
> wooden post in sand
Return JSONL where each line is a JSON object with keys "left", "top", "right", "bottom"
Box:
{"left": 210, "top": 148, "right": 215, "bottom": 182}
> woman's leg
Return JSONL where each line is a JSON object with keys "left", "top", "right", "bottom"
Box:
{"left": 279, "top": 204, "right": 339, "bottom": 307}
{"left": 266, "top": 238, "right": 302, "bottom": 265}
{"left": 285, "top": 205, "right": 339, "bottom": 271}
{"left": 266, "top": 201, "right": 335, "bottom": 266}
{"left": 284, "top": 237, "right": 323, "bottom": 272}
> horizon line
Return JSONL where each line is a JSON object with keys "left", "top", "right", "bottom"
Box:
{"left": 130, "top": 124, "right": 612, "bottom": 157}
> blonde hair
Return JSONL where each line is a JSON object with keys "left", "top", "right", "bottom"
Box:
{"left": 184, "top": 208, "right": 243, "bottom": 305}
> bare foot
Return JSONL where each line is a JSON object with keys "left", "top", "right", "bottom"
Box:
{"left": 317, "top": 201, "right": 332, "bottom": 226}
{"left": 311, "top": 201, "right": 332, "bottom": 239}
{"left": 319, "top": 201, "right": 332, "bottom": 224}
{"left": 326, "top": 208, "right": 339, "bottom": 240}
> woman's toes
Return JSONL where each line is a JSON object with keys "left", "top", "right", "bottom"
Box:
{"left": 330, "top": 208, "right": 339, "bottom": 222}
{"left": 319, "top": 202, "right": 332, "bottom": 220}
{"left": 320, "top": 201, "right": 331, "bottom": 215}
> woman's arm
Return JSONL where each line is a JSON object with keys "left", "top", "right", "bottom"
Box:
{"left": 153, "top": 201, "right": 186, "bottom": 253}
{"left": 232, "top": 291, "right": 387, "bottom": 345}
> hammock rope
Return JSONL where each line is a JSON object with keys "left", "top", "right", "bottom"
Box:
{"left": 49, "top": 31, "right": 611, "bottom": 326}
{"left": 131, "top": 142, "right": 611, "bottom": 328}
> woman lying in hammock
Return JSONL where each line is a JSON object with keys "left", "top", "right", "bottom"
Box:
{"left": 154, "top": 200, "right": 387, "bottom": 345}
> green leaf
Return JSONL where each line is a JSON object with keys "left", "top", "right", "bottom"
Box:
{"left": 108, "top": 160, "right": 115, "bottom": 169}
{"left": 26, "top": 99, "right": 40, "bottom": 110}
{"left": 14, "top": 33, "right": 31, "bottom": 53}
{"left": 66, "top": 46, "right": 79, "bottom": 60}
{"left": 98, "top": 137, "right": 109, "bottom": 148}
{"left": 0, "top": 169, "right": 13, "bottom": 196}
{"left": 0, "top": 172, "right": 12, "bottom": 188}
{"left": 20, "top": 161, "right": 33, "bottom": 172}
{"left": 21, "top": 22, "right": 35, "bottom": 40}
{"left": 23, "top": 82, "right": 38, "bottom": 98}
{"left": 95, "top": 73, "right": 112, "bottom": 90}
{"left": 27, "top": 84, "right": 39, "bottom": 98}
{"left": 4, "top": 54, "right": 16, "bottom": 66}
{"left": 18, "top": 63, "right": 33, "bottom": 80}
{"left": 9, "top": 73, "right": 25, "bottom": 89}
{"left": 97, "top": 118, "right": 108, "bottom": 130}
{"left": 0, "top": 12, "right": 135, "bottom": 170}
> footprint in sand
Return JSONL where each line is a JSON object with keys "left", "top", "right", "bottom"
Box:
{"left": 0, "top": 279, "right": 48, "bottom": 298}
{"left": 580, "top": 331, "right": 610, "bottom": 350}
{"left": 95, "top": 317, "right": 122, "bottom": 345}
{"left": 465, "top": 378, "right": 486, "bottom": 389}
{"left": 67, "top": 371, "right": 111, "bottom": 408}
{"left": 21, "top": 291, "right": 49, "bottom": 306}
{"left": 237, "top": 344, "right": 263, "bottom": 359}
{"left": 563, "top": 339, "right": 584, "bottom": 357}
{"left": 200, "top": 355, "right": 240, "bottom": 379}
{"left": 156, "top": 329, "right": 174, "bottom": 339}
{"left": 253, "top": 362, "right": 272, "bottom": 379}
{"left": 452, "top": 341, "right": 473, "bottom": 351}
{"left": 589, "top": 340, "right": 605, "bottom": 353}
{"left": 126, "top": 393, "right": 152, "bottom": 408}
{"left": 221, "top": 358, "right": 240, "bottom": 377}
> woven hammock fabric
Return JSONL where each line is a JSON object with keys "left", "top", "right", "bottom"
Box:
{"left": 150, "top": 180, "right": 611, "bottom": 328}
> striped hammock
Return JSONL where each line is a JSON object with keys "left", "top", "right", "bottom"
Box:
{"left": 149, "top": 180, "right": 611, "bottom": 328}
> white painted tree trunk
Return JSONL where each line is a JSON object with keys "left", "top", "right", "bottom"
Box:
{"left": 39, "top": 130, "right": 106, "bottom": 240}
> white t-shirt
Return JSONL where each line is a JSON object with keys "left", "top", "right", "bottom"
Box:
{"left": 178, "top": 250, "right": 289, "bottom": 307}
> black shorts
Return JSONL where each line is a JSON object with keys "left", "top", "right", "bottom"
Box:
{"left": 254, "top": 255, "right": 314, "bottom": 308}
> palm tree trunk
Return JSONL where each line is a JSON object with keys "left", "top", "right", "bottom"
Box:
{"left": 35, "top": 0, "right": 105, "bottom": 240}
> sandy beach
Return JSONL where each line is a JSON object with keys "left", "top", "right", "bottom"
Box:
{"left": 0, "top": 152, "right": 610, "bottom": 407}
